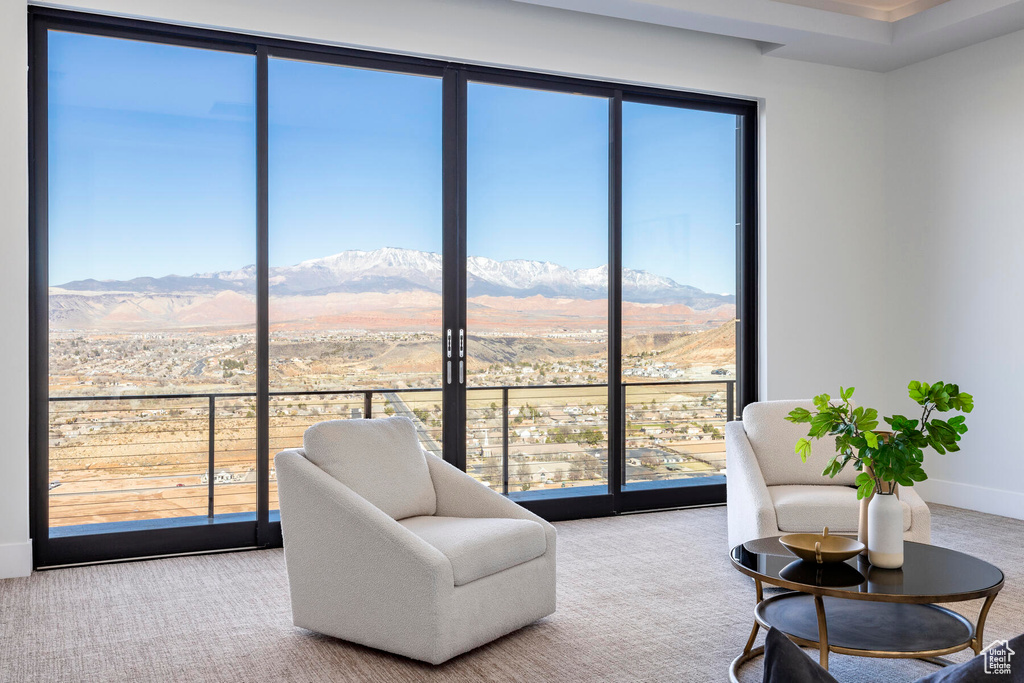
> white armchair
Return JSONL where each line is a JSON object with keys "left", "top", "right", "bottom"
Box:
{"left": 275, "top": 416, "right": 556, "bottom": 665}
{"left": 726, "top": 400, "right": 930, "bottom": 549}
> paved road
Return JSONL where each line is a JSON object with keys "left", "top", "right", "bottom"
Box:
{"left": 187, "top": 358, "right": 207, "bottom": 377}
{"left": 383, "top": 392, "right": 442, "bottom": 455}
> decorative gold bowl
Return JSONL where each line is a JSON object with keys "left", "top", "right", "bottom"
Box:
{"left": 779, "top": 527, "right": 865, "bottom": 564}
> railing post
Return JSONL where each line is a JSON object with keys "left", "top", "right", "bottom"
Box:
{"left": 727, "top": 381, "right": 735, "bottom": 422}
{"left": 620, "top": 383, "right": 628, "bottom": 483}
{"left": 502, "top": 388, "right": 509, "bottom": 496}
{"left": 208, "top": 395, "right": 215, "bottom": 520}
{"left": 364, "top": 392, "right": 372, "bottom": 419}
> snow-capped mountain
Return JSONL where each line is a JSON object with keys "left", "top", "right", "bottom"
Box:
{"left": 55, "top": 247, "right": 733, "bottom": 309}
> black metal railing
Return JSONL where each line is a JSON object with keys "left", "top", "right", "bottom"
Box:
{"left": 47, "top": 379, "right": 734, "bottom": 527}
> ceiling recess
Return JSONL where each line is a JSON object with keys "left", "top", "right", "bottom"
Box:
{"left": 773, "top": 0, "right": 953, "bottom": 23}
{"left": 511, "top": 0, "right": 1024, "bottom": 71}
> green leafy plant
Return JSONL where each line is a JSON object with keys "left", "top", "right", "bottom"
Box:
{"left": 785, "top": 382, "right": 973, "bottom": 499}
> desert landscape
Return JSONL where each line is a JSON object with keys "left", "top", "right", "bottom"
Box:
{"left": 47, "top": 248, "right": 736, "bottom": 528}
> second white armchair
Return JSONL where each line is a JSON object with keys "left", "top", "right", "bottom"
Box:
{"left": 726, "top": 400, "right": 930, "bottom": 549}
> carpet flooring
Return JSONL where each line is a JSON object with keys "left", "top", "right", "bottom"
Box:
{"left": 1, "top": 504, "right": 1022, "bottom": 682}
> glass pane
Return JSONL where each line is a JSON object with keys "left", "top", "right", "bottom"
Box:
{"left": 47, "top": 32, "right": 257, "bottom": 531}
{"left": 466, "top": 82, "right": 609, "bottom": 498}
{"left": 621, "top": 102, "right": 736, "bottom": 489}
{"left": 267, "top": 58, "right": 443, "bottom": 504}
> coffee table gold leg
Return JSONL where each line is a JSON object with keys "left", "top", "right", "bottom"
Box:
{"left": 972, "top": 593, "right": 997, "bottom": 655}
{"left": 729, "top": 646, "right": 763, "bottom": 683}
{"left": 731, "top": 579, "right": 767, "bottom": 683}
{"left": 743, "top": 579, "right": 764, "bottom": 654}
{"left": 743, "top": 621, "right": 761, "bottom": 654}
{"left": 814, "top": 595, "right": 829, "bottom": 670}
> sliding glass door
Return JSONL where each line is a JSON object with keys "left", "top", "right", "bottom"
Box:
{"left": 620, "top": 102, "right": 738, "bottom": 494}
{"left": 42, "top": 29, "right": 259, "bottom": 559}
{"left": 465, "top": 81, "right": 610, "bottom": 499}
{"left": 31, "top": 8, "right": 757, "bottom": 566}
{"left": 267, "top": 56, "right": 445, "bottom": 515}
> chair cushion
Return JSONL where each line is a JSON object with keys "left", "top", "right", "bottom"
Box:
{"left": 303, "top": 416, "right": 436, "bottom": 520}
{"left": 915, "top": 632, "right": 1023, "bottom": 681}
{"left": 398, "top": 515, "right": 547, "bottom": 586}
{"left": 763, "top": 627, "right": 840, "bottom": 683}
{"left": 765, "top": 625, "right": 1024, "bottom": 683}
{"left": 742, "top": 400, "right": 858, "bottom": 487}
{"left": 769, "top": 485, "right": 911, "bottom": 533}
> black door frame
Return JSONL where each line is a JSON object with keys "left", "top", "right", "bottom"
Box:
{"left": 28, "top": 7, "right": 758, "bottom": 566}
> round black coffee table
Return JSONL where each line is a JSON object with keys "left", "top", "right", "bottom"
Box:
{"left": 729, "top": 537, "right": 1004, "bottom": 682}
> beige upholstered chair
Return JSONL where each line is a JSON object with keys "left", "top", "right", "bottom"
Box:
{"left": 275, "top": 416, "right": 556, "bottom": 665}
{"left": 726, "top": 400, "right": 930, "bottom": 549}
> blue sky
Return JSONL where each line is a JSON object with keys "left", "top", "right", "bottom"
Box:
{"left": 623, "top": 103, "right": 737, "bottom": 296}
{"left": 48, "top": 31, "right": 256, "bottom": 285}
{"left": 467, "top": 83, "right": 608, "bottom": 274}
{"left": 268, "top": 57, "right": 442, "bottom": 267}
{"left": 48, "top": 31, "right": 736, "bottom": 295}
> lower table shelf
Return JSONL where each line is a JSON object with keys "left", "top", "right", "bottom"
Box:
{"left": 756, "top": 593, "right": 975, "bottom": 657}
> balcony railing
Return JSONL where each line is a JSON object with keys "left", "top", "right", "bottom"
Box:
{"left": 47, "top": 380, "right": 733, "bottom": 530}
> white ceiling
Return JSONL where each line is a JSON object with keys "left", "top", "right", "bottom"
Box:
{"left": 510, "top": 0, "right": 1024, "bottom": 71}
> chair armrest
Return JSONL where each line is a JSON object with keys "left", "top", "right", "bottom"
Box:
{"left": 726, "top": 421, "right": 779, "bottom": 548}
{"left": 899, "top": 485, "right": 931, "bottom": 543}
{"left": 425, "top": 453, "right": 556, "bottom": 549}
{"left": 275, "top": 448, "right": 454, "bottom": 591}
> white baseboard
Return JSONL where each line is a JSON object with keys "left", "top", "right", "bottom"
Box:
{"left": 0, "top": 541, "right": 32, "bottom": 579}
{"left": 916, "top": 479, "right": 1024, "bottom": 521}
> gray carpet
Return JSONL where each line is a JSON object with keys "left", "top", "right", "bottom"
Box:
{"left": 1, "top": 504, "right": 1021, "bottom": 682}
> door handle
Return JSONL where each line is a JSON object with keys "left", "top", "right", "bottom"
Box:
{"left": 459, "top": 360, "right": 464, "bottom": 385}
{"left": 447, "top": 361, "right": 452, "bottom": 385}
{"left": 459, "top": 329, "right": 464, "bottom": 358}
{"left": 446, "top": 329, "right": 452, "bottom": 358}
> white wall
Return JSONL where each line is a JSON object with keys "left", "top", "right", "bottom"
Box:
{"left": 886, "top": 28, "right": 1024, "bottom": 520}
{"left": 0, "top": 0, "right": 893, "bottom": 574}
{"left": 0, "top": 0, "right": 32, "bottom": 579}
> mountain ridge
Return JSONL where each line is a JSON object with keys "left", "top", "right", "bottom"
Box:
{"left": 55, "top": 247, "right": 733, "bottom": 309}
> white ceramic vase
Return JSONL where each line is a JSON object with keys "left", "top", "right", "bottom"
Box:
{"left": 867, "top": 492, "right": 904, "bottom": 568}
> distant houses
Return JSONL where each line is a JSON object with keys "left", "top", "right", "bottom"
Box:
{"left": 200, "top": 470, "right": 234, "bottom": 485}
{"left": 200, "top": 468, "right": 263, "bottom": 485}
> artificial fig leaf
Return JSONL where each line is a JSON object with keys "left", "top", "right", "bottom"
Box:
{"left": 856, "top": 407, "right": 879, "bottom": 432}
{"left": 809, "top": 413, "right": 833, "bottom": 438}
{"left": 786, "top": 407, "right": 812, "bottom": 423}
{"left": 795, "top": 438, "right": 812, "bottom": 463}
